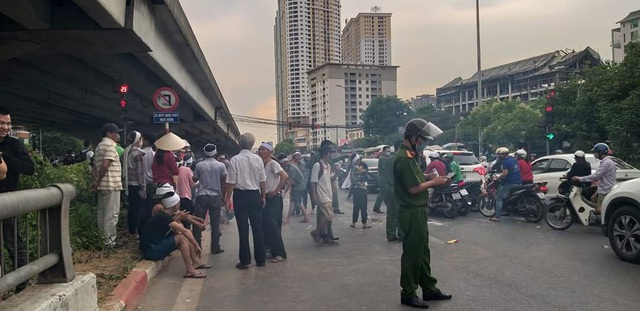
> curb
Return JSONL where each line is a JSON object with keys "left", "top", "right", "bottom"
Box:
{"left": 100, "top": 256, "right": 171, "bottom": 311}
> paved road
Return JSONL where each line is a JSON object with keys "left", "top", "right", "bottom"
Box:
{"left": 137, "top": 190, "right": 640, "bottom": 311}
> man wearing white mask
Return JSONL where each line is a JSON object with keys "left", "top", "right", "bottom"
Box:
{"left": 123, "top": 131, "right": 146, "bottom": 237}
{"left": 193, "top": 143, "right": 227, "bottom": 254}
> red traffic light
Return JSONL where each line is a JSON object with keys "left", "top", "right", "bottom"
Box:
{"left": 545, "top": 105, "right": 553, "bottom": 112}
{"left": 120, "top": 99, "right": 127, "bottom": 108}
{"left": 120, "top": 83, "right": 129, "bottom": 94}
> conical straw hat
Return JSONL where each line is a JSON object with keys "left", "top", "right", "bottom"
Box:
{"left": 155, "top": 132, "right": 186, "bottom": 151}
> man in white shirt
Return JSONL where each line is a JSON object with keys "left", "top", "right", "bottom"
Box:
{"left": 310, "top": 145, "right": 338, "bottom": 246}
{"left": 258, "top": 142, "right": 288, "bottom": 262}
{"left": 225, "top": 133, "right": 267, "bottom": 269}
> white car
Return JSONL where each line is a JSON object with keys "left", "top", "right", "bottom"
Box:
{"left": 531, "top": 154, "right": 640, "bottom": 198}
{"left": 601, "top": 178, "right": 640, "bottom": 264}
{"left": 423, "top": 149, "right": 485, "bottom": 181}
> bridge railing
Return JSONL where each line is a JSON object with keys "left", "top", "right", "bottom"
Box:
{"left": 0, "top": 184, "right": 76, "bottom": 294}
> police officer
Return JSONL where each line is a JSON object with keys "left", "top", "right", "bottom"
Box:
{"left": 383, "top": 141, "right": 403, "bottom": 242}
{"left": 394, "top": 118, "right": 452, "bottom": 309}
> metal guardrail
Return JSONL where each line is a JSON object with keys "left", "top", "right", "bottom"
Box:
{"left": 0, "top": 184, "right": 76, "bottom": 294}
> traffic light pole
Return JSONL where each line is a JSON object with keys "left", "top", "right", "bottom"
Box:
{"left": 546, "top": 125, "right": 550, "bottom": 156}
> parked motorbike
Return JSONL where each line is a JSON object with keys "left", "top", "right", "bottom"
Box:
{"left": 544, "top": 178, "right": 599, "bottom": 230}
{"left": 429, "top": 182, "right": 470, "bottom": 218}
{"left": 459, "top": 180, "right": 483, "bottom": 212}
{"left": 479, "top": 173, "right": 548, "bottom": 223}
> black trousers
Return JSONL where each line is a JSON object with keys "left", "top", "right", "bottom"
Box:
{"left": 352, "top": 188, "right": 368, "bottom": 224}
{"left": 180, "top": 198, "right": 194, "bottom": 229}
{"left": 263, "top": 195, "right": 287, "bottom": 258}
{"left": 234, "top": 190, "right": 266, "bottom": 265}
{"left": 193, "top": 195, "right": 222, "bottom": 251}
{"left": 137, "top": 186, "right": 157, "bottom": 236}
{"left": 3, "top": 218, "right": 28, "bottom": 291}
{"left": 127, "top": 185, "right": 142, "bottom": 234}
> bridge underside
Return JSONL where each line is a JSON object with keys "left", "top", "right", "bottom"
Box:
{"left": 0, "top": 0, "right": 240, "bottom": 154}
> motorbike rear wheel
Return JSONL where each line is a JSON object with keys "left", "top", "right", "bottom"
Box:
{"left": 457, "top": 200, "right": 470, "bottom": 216}
{"left": 522, "top": 196, "right": 544, "bottom": 223}
{"left": 443, "top": 199, "right": 458, "bottom": 219}
{"left": 479, "top": 196, "right": 496, "bottom": 217}
{"left": 544, "top": 202, "right": 574, "bottom": 230}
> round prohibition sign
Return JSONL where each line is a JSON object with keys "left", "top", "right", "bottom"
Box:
{"left": 153, "top": 87, "right": 180, "bottom": 112}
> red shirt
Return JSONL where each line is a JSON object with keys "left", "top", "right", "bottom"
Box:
{"left": 518, "top": 159, "right": 533, "bottom": 182}
{"left": 425, "top": 160, "right": 447, "bottom": 176}
{"left": 151, "top": 151, "right": 180, "bottom": 185}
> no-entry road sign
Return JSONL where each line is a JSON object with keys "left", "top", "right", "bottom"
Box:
{"left": 153, "top": 87, "right": 180, "bottom": 112}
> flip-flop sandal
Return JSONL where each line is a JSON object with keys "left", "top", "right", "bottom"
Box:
{"left": 363, "top": 225, "right": 372, "bottom": 229}
{"left": 195, "top": 264, "right": 212, "bottom": 269}
{"left": 183, "top": 272, "right": 206, "bottom": 279}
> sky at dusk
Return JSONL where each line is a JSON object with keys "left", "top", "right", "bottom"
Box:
{"left": 180, "top": 0, "right": 639, "bottom": 145}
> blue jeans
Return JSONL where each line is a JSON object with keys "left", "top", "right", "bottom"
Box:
{"left": 496, "top": 183, "right": 519, "bottom": 218}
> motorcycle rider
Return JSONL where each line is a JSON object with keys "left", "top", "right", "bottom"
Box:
{"left": 424, "top": 152, "right": 446, "bottom": 178}
{"left": 562, "top": 150, "right": 592, "bottom": 197}
{"left": 516, "top": 149, "right": 533, "bottom": 185}
{"left": 490, "top": 147, "right": 521, "bottom": 222}
{"left": 572, "top": 143, "right": 616, "bottom": 214}
{"left": 442, "top": 153, "right": 463, "bottom": 183}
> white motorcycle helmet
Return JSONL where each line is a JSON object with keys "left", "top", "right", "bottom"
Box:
{"left": 516, "top": 149, "right": 527, "bottom": 159}
{"left": 574, "top": 150, "right": 585, "bottom": 158}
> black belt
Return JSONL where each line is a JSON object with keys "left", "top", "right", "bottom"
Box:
{"left": 235, "top": 189, "right": 259, "bottom": 192}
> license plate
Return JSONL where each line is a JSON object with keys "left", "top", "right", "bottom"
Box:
{"left": 460, "top": 189, "right": 468, "bottom": 196}
{"left": 537, "top": 193, "right": 546, "bottom": 200}
{"left": 452, "top": 193, "right": 462, "bottom": 200}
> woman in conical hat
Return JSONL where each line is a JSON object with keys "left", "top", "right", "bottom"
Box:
{"left": 152, "top": 132, "right": 185, "bottom": 189}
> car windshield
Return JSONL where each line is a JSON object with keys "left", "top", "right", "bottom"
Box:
{"left": 361, "top": 159, "right": 378, "bottom": 169}
{"left": 588, "top": 156, "right": 635, "bottom": 170}
{"left": 453, "top": 153, "right": 480, "bottom": 165}
{"left": 611, "top": 157, "right": 636, "bottom": 170}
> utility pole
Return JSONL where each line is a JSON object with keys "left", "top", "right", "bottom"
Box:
{"left": 546, "top": 125, "right": 550, "bottom": 156}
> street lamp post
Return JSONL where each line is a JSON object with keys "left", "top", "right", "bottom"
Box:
{"left": 476, "top": 0, "right": 483, "bottom": 156}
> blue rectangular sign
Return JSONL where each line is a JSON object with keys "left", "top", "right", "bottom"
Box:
{"left": 153, "top": 112, "right": 180, "bottom": 124}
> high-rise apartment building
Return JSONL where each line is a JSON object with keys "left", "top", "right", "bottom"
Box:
{"left": 308, "top": 63, "right": 398, "bottom": 148}
{"left": 274, "top": 0, "right": 342, "bottom": 144}
{"left": 611, "top": 9, "right": 640, "bottom": 63}
{"left": 341, "top": 8, "right": 392, "bottom": 66}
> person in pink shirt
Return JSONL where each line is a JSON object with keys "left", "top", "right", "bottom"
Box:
{"left": 177, "top": 155, "right": 197, "bottom": 229}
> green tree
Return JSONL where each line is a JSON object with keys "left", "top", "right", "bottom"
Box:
{"left": 457, "top": 99, "right": 543, "bottom": 150}
{"left": 361, "top": 96, "right": 412, "bottom": 137}
{"left": 274, "top": 139, "right": 296, "bottom": 156}
{"left": 36, "top": 131, "right": 83, "bottom": 160}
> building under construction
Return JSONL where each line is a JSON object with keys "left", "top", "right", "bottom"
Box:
{"left": 436, "top": 47, "right": 603, "bottom": 113}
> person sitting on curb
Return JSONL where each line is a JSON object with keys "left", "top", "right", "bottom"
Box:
{"left": 139, "top": 191, "right": 211, "bottom": 278}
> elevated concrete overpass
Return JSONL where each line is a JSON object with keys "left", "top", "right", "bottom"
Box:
{"left": 0, "top": 0, "right": 240, "bottom": 154}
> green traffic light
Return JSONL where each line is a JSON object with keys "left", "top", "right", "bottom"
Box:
{"left": 546, "top": 133, "right": 554, "bottom": 140}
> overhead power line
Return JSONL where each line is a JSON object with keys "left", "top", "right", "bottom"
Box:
{"left": 219, "top": 112, "right": 363, "bottom": 130}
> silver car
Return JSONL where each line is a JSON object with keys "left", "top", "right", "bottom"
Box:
{"left": 531, "top": 154, "right": 640, "bottom": 198}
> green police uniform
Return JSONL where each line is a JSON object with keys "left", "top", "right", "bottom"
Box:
{"left": 373, "top": 155, "right": 389, "bottom": 212}
{"left": 394, "top": 144, "right": 438, "bottom": 298}
{"left": 380, "top": 153, "right": 403, "bottom": 240}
